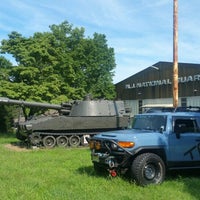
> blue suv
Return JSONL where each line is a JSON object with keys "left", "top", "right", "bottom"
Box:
{"left": 88, "top": 108, "right": 200, "bottom": 186}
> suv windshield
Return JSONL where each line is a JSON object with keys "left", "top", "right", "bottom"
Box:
{"left": 132, "top": 115, "right": 167, "bottom": 131}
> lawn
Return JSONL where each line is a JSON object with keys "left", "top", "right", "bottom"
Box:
{"left": 0, "top": 134, "right": 200, "bottom": 200}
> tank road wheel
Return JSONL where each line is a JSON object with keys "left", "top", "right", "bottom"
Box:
{"left": 29, "top": 133, "right": 42, "bottom": 146}
{"left": 69, "top": 135, "right": 81, "bottom": 147}
{"left": 43, "top": 136, "right": 56, "bottom": 148}
{"left": 131, "top": 153, "right": 165, "bottom": 186}
{"left": 56, "top": 136, "right": 68, "bottom": 147}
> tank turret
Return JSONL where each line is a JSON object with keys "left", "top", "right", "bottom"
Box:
{"left": 0, "top": 96, "right": 131, "bottom": 148}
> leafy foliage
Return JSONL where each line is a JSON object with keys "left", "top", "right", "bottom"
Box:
{"left": 0, "top": 105, "right": 16, "bottom": 133}
{"left": 0, "top": 21, "right": 116, "bottom": 103}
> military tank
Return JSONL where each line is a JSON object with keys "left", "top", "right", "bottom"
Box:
{"left": 0, "top": 96, "right": 131, "bottom": 148}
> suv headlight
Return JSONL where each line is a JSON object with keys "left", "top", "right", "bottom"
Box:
{"left": 89, "top": 140, "right": 101, "bottom": 150}
{"left": 89, "top": 140, "right": 95, "bottom": 149}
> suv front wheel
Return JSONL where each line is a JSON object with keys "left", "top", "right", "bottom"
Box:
{"left": 131, "top": 153, "right": 165, "bottom": 186}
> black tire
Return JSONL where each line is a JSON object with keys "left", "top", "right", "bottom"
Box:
{"left": 56, "top": 136, "right": 68, "bottom": 147}
{"left": 43, "top": 136, "right": 56, "bottom": 148}
{"left": 131, "top": 153, "right": 165, "bottom": 186}
{"left": 69, "top": 135, "right": 81, "bottom": 147}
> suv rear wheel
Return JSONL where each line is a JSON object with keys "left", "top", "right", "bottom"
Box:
{"left": 131, "top": 153, "right": 165, "bottom": 186}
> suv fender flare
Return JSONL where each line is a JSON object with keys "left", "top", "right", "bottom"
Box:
{"left": 131, "top": 146, "right": 166, "bottom": 164}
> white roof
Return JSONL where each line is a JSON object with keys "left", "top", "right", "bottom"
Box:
{"left": 141, "top": 104, "right": 173, "bottom": 108}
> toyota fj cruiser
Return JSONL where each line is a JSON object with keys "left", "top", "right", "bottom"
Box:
{"left": 88, "top": 107, "right": 200, "bottom": 186}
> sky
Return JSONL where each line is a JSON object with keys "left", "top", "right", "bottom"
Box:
{"left": 0, "top": 0, "right": 200, "bottom": 83}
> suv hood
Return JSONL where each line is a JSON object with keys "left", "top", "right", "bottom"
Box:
{"left": 94, "top": 129, "right": 166, "bottom": 148}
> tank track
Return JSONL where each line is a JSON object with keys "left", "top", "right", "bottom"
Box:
{"left": 27, "top": 132, "right": 93, "bottom": 148}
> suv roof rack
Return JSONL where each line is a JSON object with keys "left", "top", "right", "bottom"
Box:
{"left": 141, "top": 104, "right": 200, "bottom": 113}
{"left": 175, "top": 106, "right": 200, "bottom": 112}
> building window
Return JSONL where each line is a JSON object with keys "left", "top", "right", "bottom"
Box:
{"left": 181, "top": 98, "right": 187, "bottom": 107}
{"left": 138, "top": 100, "right": 143, "bottom": 114}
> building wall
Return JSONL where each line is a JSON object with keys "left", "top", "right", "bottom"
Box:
{"left": 124, "top": 96, "right": 200, "bottom": 116}
{"left": 115, "top": 62, "right": 200, "bottom": 116}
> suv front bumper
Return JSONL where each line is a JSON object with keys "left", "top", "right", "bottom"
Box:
{"left": 89, "top": 139, "right": 133, "bottom": 170}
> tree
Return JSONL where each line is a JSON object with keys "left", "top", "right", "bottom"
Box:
{"left": 0, "top": 20, "right": 116, "bottom": 104}
{"left": 82, "top": 33, "right": 116, "bottom": 99}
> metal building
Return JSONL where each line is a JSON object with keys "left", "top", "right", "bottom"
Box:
{"left": 115, "top": 61, "right": 200, "bottom": 115}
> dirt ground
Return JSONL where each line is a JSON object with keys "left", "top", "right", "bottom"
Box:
{"left": 4, "top": 142, "right": 36, "bottom": 152}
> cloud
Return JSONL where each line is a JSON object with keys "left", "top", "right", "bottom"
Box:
{"left": 1, "top": 0, "right": 200, "bottom": 84}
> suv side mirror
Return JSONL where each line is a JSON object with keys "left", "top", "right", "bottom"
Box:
{"left": 159, "top": 126, "right": 164, "bottom": 133}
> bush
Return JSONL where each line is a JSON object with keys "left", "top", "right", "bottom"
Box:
{"left": 0, "top": 105, "right": 16, "bottom": 133}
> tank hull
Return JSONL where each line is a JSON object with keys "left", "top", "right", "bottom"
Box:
{"left": 17, "top": 115, "right": 130, "bottom": 148}
{"left": 0, "top": 96, "right": 131, "bottom": 148}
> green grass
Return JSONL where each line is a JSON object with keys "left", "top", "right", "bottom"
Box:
{"left": 0, "top": 134, "right": 200, "bottom": 200}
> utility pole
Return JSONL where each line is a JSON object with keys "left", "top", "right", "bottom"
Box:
{"left": 173, "top": 0, "right": 178, "bottom": 107}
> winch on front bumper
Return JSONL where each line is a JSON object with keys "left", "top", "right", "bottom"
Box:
{"left": 88, "top": 138, "right": 134, "bottom": 176}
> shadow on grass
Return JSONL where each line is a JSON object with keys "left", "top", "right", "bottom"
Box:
{"left": 0, "top": 132, "right": 16, "bottom": 138}
{"left": 78, "top": 165, "right": 200, "bottom": 194}
{"left": 0, "top": 132, "right": 32, "bottom": 151}
{"left": 77, "top": 165, "right": 108, "bottom": 178}
{"left": 166, "top": 169, "right": 200, "bottom": 199}
{"left": 77, "top": 165, "right": 135, "bottom": 184}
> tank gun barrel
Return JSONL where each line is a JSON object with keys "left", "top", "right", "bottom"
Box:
{"left": 0, "top": 97, "right": 62, "bottom": 110}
